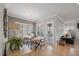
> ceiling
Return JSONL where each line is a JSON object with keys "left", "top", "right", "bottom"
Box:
{"left": 6, "top": 3, "right": 79, "bottom": 22}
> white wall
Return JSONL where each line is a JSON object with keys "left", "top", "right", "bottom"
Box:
{"left": 64, "top": 21, "right": 77, "bottom": 38}
{"left": 64, "top": 21, "right": 76, "bottom": 31}
{"left": 54, "top": 16, "right": 64, "bottom": 42}
{"left": 36, "top": 16, "right": 65, "bottom": 44}
{"left": 0, "top": 4, "right": 5, "bottom": 56}
{"left": 36, "top": 17, "right": 54, "bottom": 44}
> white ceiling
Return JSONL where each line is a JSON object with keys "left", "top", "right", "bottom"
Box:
{"left": 6, "top": 3, "right": 79, "bottom": 22}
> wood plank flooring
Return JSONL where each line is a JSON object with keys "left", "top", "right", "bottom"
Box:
{"left": 23, "top": 40, "right": 79, "bottom": 56}
{"left": 8, "top": 40, "right": 79, "bottom": 56}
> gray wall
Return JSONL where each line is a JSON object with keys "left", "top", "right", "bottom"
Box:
{"left": 33, "top": 22, "right": 36, "bottom": 36}
{"left": 0, "top": 4, "right": 6, "bottom": 56}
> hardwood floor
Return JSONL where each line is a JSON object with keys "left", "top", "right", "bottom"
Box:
{"left": 23, "top": 41, "right": 79, "bottom": 56}
{"left": 7, "top": 40, "right": 79, "bottom": 56}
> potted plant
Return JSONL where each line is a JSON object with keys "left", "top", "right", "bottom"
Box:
{"left": 6, "top": 37, "right": 24, "bottom": 52}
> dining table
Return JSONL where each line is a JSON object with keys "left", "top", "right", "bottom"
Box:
{"left": 23, "top": 36, "right": 45, "bottom": 50}
{"left": 31, "top": 37, "right": 45, "bottom": 50}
